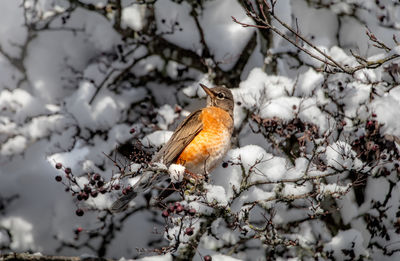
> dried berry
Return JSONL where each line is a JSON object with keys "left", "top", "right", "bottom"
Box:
{"left": 74, "top": 227, "right": 83, "bottom": 234}
{"left": 55, "top": 176, "right": 62, "bottom": 182}
{"left": 185, "top": 227, "right": 194, "bottom": 236}
{"left": 82, "top": 192, "right": 89, "bottom": 200}
{"left": 204, "top": 256, "right": 212, "bottom": 261}
{"left": 188, "top": 208, "right": 196, "bottom": 216}
{"left": 176, "top": 205, "right": 184, "bottom": 213}
{"left": 84, "top": 186, "right": 91, "bottom": 194}
{"left": 222, "top": 162, "right": 228, "bottom": 168}
{"left": 162, "top": 210, "right": 169, "bottom": 218}
{"left": 55, "top": 163, "right": 62, "bottom": 169}
{"left": 65, "top": 167, "right": 71, "bottom": 174}
{"left": 75, "top": 209, "right": 84, "bottom": 216}
{"left": 93, "top": 173, "right": 101, "bottom": 181}
{"left": 90, "top": 191, "right": 98, "bottom": 198}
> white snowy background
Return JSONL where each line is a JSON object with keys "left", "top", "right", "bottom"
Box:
{"left": 1, "top": 0, "right": 400, "bottom": 260}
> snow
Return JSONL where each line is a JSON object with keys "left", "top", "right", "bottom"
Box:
{"left": 296, "top": 68, "right": 324, "bottom": 96}
{"left": 323, "top": 229, "right": 368, "bottom": 260}
{"left": 1, "top": 135, "right": 27, "bottom": 156}
{"left": 372, "top": 90, "right": 400, "bottom": 136}
{"left": 204, "top": 184, "right": 228, "bottom": 206}
{"left": 168, "top": 164, "right": 185, "bottom": 183}
{"left": 1, "top": 0, "right": 400, "bottom": 259}
{"left": 200, "top": 0, "right": 255, "bottom": 71}
{"left": 142, "top": 130, "right": 173, "bottom": 148}
{"left": 157, "top": 104, "right": 178, "bottom": 130}
{"left": 121, "top": 5, "right": 146, "bottom": 31}
{"left": 325, "top": 141, "right": 362, "bottom": 170}
{"left": 136, "top": 254, "right": 172, "bottom": 261}
{"left": 207, "top": 254, "right": 242, "bottom": 261}
{"left": 0, "top": 217, "right": 34, "bottom": 250}
{"left": 47, "top": 140, "right": 90, "bottom": 170}
{"left": 154, "top": 0, "right": 199, "bottom": 51}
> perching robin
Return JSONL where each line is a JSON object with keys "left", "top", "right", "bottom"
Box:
{"left": 111, "top": 84, "right": 234, "bottom": 212}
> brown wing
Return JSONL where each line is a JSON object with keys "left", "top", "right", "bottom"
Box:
{"left": 152, "top": 110, "right": 203, "bottom": 166}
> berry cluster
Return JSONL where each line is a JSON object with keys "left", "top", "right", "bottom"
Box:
{"left": 162, "top": 202, "right": 199, "bottom": 243}
{"left": 53, "top": 163, "right": 111, "bottom": 216}
{"left": 161, "top": 202, "right": 196, "bottom": 219}
{"left": 116, "top": 141, "right": 153, "bottom": 164}
{"left": 352, "top": 114, "right": 400, "bottom": 166}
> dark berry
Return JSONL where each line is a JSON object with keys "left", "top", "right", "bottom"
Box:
{"left": 113, "top": 184, "right": 121, "bottom": 190}
{"left": 162, "top": 210, "right": 169, "bottom": 218}
{"left": 372, "top": 113, "right": 377, "bottom": 117}
{"left": 74, "top": 227, "right": 83, "bottom": 234}
{"left": 222, "top": 162, "right": 228, "bottom": 168}
{"left": 176, "top": 205, "right": 184, "bottom": 213}
{"left": 185, "top": 227, "right": 194, "bottom": 236}
{"left": 174, "top": 202, "right": 181, "bottom": 209}
{"left": 366, "top": 121, "right": 374, "bottom": 130}
{"left": 93, "top": 173, "right": 101, "bottom": 181}
{"left": 89, "top": 180, "right": 96, "bottom": 186}
{"left": 126, "top": 185, "right": 132, "bottom": 192}
{"left": 55, "top": 176, "right": 62, "bottom": 182}
{"left": 83, "top": 193, "right": 89, "bottom": 200}
{"left": 84, "top": 186, "right": 91, "bottom": 194}
{"left": 130, "top": 128, "right": 136, "bottom": 134}
{"left": 75, "top": 209, "right": 84, "bottom": 216}
{"left": 99, "top": 187, "right": 107, "bottom": 194}
{"left": 168, "top": 204, "right": 175, "bottom": 213}
{"left": 97, "top": 180, "right": 104, "bottom": 187}
{"left": 77, "top": 194, "right": 83, "bottom": 201}
{"left": 122, "top": 188, "right": 128, "bottom": 195}
{"left": 55, "top": 163, "right": 62, "bottom": 169}
{"left": 204, "top": 256, "right": 212, "bottom": 261}
{"left": 90, "top": 191, "right": 98, "bottom": 198}
{"left": 65, "top": 167, "right": 71, "bottom": 174}
{"left": 175, "top": 105, "right": 182, "bottom": 113}
{"left": 188, "top": 208, "right": 196, "bottom": 216}
{"left": 292, "top": 105, "right": 297, "bottom": 110}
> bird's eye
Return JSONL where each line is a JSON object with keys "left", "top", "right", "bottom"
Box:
{"left": 217, "top": 93, "right": 225, "bottom": 99}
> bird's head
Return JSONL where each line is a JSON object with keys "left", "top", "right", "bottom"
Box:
{"left": 200, "top": 84, "right": 234, "bottom": 117}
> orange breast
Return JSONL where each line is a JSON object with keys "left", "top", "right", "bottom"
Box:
{"left": 176, "top": 107, "right": 233, "bottom": 174}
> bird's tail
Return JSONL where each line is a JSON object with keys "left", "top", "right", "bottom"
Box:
{"left": 110, "top": 165, "right": 168, "bottom": 213}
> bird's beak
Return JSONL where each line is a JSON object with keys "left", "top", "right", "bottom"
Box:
{"left": 200, "top": 83, "right": 214, "bottom": 97}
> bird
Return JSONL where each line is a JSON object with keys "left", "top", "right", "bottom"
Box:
{"left": 110, "top": 84, "right": 234, "bottom": 212}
